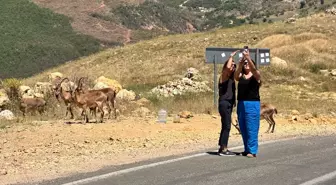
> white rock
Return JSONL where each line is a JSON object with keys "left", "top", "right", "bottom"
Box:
{"left": 0, "top": 110, "right": 15, "bottom": 120}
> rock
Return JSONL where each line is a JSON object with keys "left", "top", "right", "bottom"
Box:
{"left": 34, "top": 82, "right": 52, "bottom": 95}
{"left": 326, "top": 7, "right": 336, "bottom": 15}
{"left": 271, "top": 57, "right": 288, "bottom": 68}
{"left": 0, "top": 169, "right": 7, "bottom": 176}
{"left": 309, "top": 119, "right": 318, "bottom": 124}
{"left": 116, "top": 89, "right": 136, "bottom": 101}
{"left": 34, "top": 92, "right": 44, "bottom": 99}
{"left": 150, "top": 68, "right": 211, "bottom": 97}
{"left": 299, "top": 76, "right": 306, "bottom": 81}
{"left": 132, "top": 107, "right": 151, "bottom": 117}
{"left": 0, "top": 110, "right": 15, "bottom": 120}
{"left": 93, "top": 82, "right": 109, "bottom": 90}
{"left": 320, "top": 69, "right": 330, "bottom": 76}
{"left": 173, "top": 115, "right": 181, "bottom": 123}
{"left": 48, "top": 72, "right": 63, "bottom": 82}
{"left": 212, "top": 115, "right": 218, "bottom": 119}
{"left": 0, "top": 89, "right": 10, "bottom": 108}
{"left": 94, "top": 76, "right": 122, "bottom": 93}
{"left": 291, "top": 110, "right": 300, "bottom": 115}
{"left": 285, "top": 17, "right": 296, "bottom": 24}
{"left": 331, "top": 69, "right": 336, "bottom": 76}
{"left": 19, "top": 85, "right": 32, "bottom": 96}
{"left": 185, "top": 67, "right": 202, "bottom": 81}
{"left": 179, "top": 111, "right": 193, "bottom": 119}
{"left": 303, "top": 113, "right": 313, "bottom": 120}
{"left": 135, "top": 98, "right": 151, "bottom": 107}
{"left": 291, "top": 116, "right": 298, "bottom": 121}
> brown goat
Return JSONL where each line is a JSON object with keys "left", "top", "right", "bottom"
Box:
{"left": 77, "top": 78, "right": 117, "bottom": 119}
{"left": 73, "top": 77, "right": 108, "bottom": 123}
{"left": 19, "top": 97, "right": 46, "bottom": 116}
{"left": 52, "top": 77, "right": 75, "bottom": 119}
{"left": 232, "top": 103, "right": 278, "bottom": 134}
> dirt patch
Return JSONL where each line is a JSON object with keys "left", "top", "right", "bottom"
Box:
{"left": 0, "top": 114, "right": 335, "bottom": 184}
{"left": 31, "top": 0, "right": 141, "bottom": 44}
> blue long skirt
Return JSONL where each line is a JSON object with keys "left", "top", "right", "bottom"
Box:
{"left": 237, "top": 101, "right": 260, "bottom": 154}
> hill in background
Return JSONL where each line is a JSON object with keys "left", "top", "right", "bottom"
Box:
{"left": 23, "top": 13, "right": 336, "bottom": 115}
{"left": 0, "top": 0, "right": 101, "bottom": 79}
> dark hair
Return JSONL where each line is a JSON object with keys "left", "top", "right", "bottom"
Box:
{"left": 242, "top": 59, "right": 262, "bottom": 87}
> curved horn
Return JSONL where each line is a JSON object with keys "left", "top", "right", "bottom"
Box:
{"left": 56, "top": 77, "right": 69, "bottom": 89}
{"left": 77, "top": 77, "right": 85, "bottom": 89}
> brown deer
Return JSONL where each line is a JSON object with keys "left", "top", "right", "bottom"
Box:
{"left": 19, "top": 97, "right": 47, "bottom": 116}
{"left": 52, "top": 77, "right": 76, "bottom": 119}
{"left": 72, "top": 77, "right": 108, "bottom": 123}
{"left": 232, "top": 103, "right": 278, "bottom": 134}
{"left": 77, "top": 78, "right": 117, "bottom": 119}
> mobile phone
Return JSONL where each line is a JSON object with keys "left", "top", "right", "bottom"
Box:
{"left": 243, "top": 46, "right": 249, "bottom": 52}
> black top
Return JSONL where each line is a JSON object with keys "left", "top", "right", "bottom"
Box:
{"left": 218, "top": 73, "right": 236, "bottom": 104}
{"left": 237, "top": 75, "right": 260, "bottom": 101}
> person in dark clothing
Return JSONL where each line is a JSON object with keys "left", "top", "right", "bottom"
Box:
{"left": 217, "top": 50, "right": 239, "bottom": 156}
{"left": 234, "top": 49, "right": 261, "bottom": 158}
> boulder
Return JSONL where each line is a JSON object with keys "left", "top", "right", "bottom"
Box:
{"left": 271, "top": 57, "right": 288, "bottom": 68}
{"left": 0, "top": 110, "right": 15, "bottom": 120}
{"left": 19, "top": 85, "right": 32, "bottom": 96}
{"left": 291, "top": 110, "right": 300, "bottom": 115}
{"left": 116, "top": 89, "right": 136, "bottom": 101}
{"left": 179, "top": 111, "right": 193, "bottom": 119}
{"left": 331, "top": 69, "right": 336, "bottom": 76}
{"left": 0, "top": 89, "right": 10, "bottom": 108}
{"left": 132, "top": 107, "right": 151, "bottom": 117}
{"left": 48, "top": 72, "right": 63, "bottom": 82}
{"left": 94, "top": 76, "right": 122, "bottom": 93}
{"left": 34, "top": 82, "right": 53, "bottom": 95}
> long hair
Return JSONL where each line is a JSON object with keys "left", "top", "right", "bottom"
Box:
{"left": 242, "top": 59, "right": 262, "bottom": 87}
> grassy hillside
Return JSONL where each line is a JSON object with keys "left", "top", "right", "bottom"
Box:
{"left": 23, "top": 13, "right": 336, "bottom": 115}
{"left": 32, "top": 0, "right": 336, "bottom": 44}
{"left": 0, "top": 0, "right": 101, "bottom": 79}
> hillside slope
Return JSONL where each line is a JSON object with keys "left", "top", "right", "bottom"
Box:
{"left": 23, "top": 13, "right": 336, "bottom": 114}
{"left": 0, "top": 0, "right": 101, "bottom": 79}
{"left": 31, "top": 0, "right": 335, "bottom": 43}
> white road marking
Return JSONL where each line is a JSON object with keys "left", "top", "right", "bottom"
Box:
{"left": 61, "top": 137, "right": 298, "bottom": 185}
{"left": 299, "top": 170, "right": 336, "bottom": 185}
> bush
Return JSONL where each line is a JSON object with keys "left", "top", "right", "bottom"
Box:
{"left": 2, "top": 78, "right": 22, "bottom": 100}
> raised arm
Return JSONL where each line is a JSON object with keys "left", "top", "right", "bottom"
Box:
{"left": 219, "top": 50, "right": 239, "bottom": 83}
{"left": 243, "top": 50, "right": 261, "bottom": 81}
{"left": 234, "top": 57, "right": 244, "bottom": 81}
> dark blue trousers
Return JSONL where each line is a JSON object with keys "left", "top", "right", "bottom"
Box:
{"left": 218, "top": 100, "right": 233, "bottom": 147}
{"left": 237, "top": 101, "right": 260, "bottom": 154}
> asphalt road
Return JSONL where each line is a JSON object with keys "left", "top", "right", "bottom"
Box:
{"left": 22, "top": 135, "right": 336, "bottom": 185}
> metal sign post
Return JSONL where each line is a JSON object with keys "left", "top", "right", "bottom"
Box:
{"left": 213, "top": 55, "right": 218, "bottom": 108}
{"left": 205, "top": 47, "right": 271, "bottom": 108}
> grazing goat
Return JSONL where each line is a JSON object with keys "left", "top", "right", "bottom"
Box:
{"left": 232, "top": 103, "right": 278, "bottom": 134}
{"left": 52, "top": 78, "right": 75, "bottom": 119}
{"left": 73, "top": 77, "right": 108, "bottom": 123}
{"left": 77, "top": 78, "right": 117, "bottom": 119}
{"left": 19, "top": 97, "right": 46, "bottom": 116}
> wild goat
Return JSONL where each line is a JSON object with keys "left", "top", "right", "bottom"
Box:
{"left": 73, "top": 77, "right": 108, "bottom": 123}
{"left": 52, "top": 77, "right": 75, "bottom": 119}
{"left": 19, "top": 97, "right": 46, "bottom": 116}
{"left": 232, "top": 103, "right": 278, "bottom": 134}
{"left": 77, "top": 78, "right": 117, "bottom": 119}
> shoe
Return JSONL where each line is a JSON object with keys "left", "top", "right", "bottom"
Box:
{"left": 218, "top": 149, "right": 236, "bottom": 156}
{"left": 240, "top": 151, "right": 248, "bottom": 156}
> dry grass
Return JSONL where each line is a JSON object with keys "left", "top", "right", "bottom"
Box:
{"left": 19, "top": 14, "right": 336, "bottom": 116}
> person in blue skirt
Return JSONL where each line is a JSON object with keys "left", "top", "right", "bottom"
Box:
{"left": 234, "top": 49, "right": 261, "bottom": 158}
